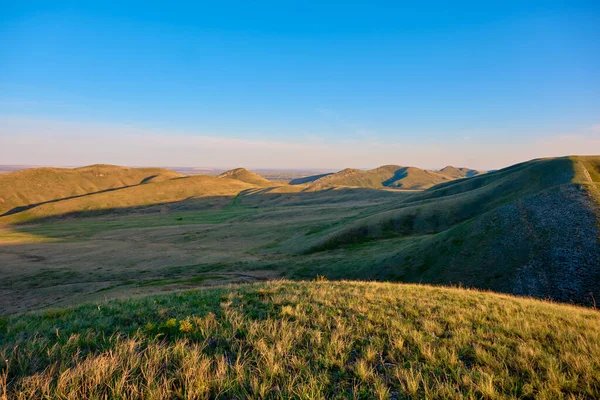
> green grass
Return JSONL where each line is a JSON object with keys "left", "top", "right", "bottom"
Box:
{"left": 1, "top": 281, "right": 599, "bottom": 399}
{"left": 12, "top": 207, "right": 258, "bottom": 239}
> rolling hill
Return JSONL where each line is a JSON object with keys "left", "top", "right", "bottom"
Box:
{"left": 304, "top": 156, "right": 600, "bottom": 305}
{"left": 0, "top": 156, "right": 598, "bottom": 311}
{"left": 0, "top": 164, "right": 182, "bottom": 216}
{"left": 290, "top": 164, "right": 484, "bottom": 190}
{"left": 2, "top": 281, "right": 599, "bottom": 398}
{"left": 0, "top": 173, "right": 257, "bottom": 225}
{"left": 217, "top": 167, "right": 272, "bottom": 186}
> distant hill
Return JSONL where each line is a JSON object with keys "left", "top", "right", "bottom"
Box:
{"left": 0, "top": 164, "right": 183, "bottom": 216}
{"left": 288, "top": 172, "right": 333, "bottom": 185}
{"left": 217, "top": 168, "right": 272, "bottom": 186}
{"left": 291, "top": 164, "right": 483, "bottom": 190}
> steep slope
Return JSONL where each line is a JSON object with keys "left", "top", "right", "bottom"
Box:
{"left": 3, "top": 281, "right": 599, "bottom": 398}
{"left": 217, "top": 168, "right": 272, "bottom": 186}
{"left": 305, "top": 156, "right": 600, "bottom": 305}
{"left": 0, "top": 175, "right": 256, "bottom": 225}
{"left": 0, "top": 164, "right": 182, "bottom": 216}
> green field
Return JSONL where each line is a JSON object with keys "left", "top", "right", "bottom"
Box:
{"left": 10, "top": 206, "right": 258, "bottom": 239}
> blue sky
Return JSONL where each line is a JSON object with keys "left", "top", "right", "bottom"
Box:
{"left": 1, "top": 1, "right": 599, "bottom": 169}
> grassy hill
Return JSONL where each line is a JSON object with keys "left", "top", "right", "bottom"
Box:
{"left": 1, "top": 280, "right": 599, "bottom": 399}
{"left": 303, "top": 156, "right": 600, "bottom": 305}
{"left": 217, "top": 168, "right": 273, "bottom": 186}
{"left": 0, "top": 164, "right": 182, "bottom": 216}
{"left": 0, "top": 174, "right": 258, "bottom": 225}
{"left": 292, "top": 164, "right": 483, "bottom": 190}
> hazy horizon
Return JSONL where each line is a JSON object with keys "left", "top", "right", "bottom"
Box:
{"left": 2, "top": 1, "right": 599, "bottom": 169}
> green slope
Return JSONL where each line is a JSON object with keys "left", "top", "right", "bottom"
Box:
{"left": 2, "top": 281, "right": 599, "bottom": 399}
{"left": 305, "top": 156, "right": 600, "bottom": 305}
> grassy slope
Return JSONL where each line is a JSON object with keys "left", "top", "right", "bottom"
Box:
{"left": 1, "top": 281, "right": 599, "bottom": 399}
{"left": 303, "top": 156, "right": 600, "bottom": 305}
{"left": 2, "top": 206, "right": 257, "bottom": 240}
{"left": 0, "top": 164, "right": 182, "bottom": 215}
{"left": 572, "top": 156, "right": 600, "bottom": 204}
{"left": 306, "top": 157, "right": 577, "bottom": 250}
{"left": 0, "top": 175, "right": 257, "bottom": 225}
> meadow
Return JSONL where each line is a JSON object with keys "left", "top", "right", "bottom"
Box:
{"left": 1, "top": 280, "right": 599, "bottom": 399}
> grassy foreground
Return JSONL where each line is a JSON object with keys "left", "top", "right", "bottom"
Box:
{"left": 1, "top": 281, "right": 599, "bottom": 399}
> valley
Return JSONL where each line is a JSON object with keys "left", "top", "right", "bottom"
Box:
{"left": 1, "top": 156, "right": 599, "bottom": 314}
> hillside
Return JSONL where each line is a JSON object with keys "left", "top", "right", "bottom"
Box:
{"left": 2, "top": 281, "right": 598, "bottom": 399}
{"left": 381, "top": 166, "right": 452, "bottom": 189}
{"left": 305, "top": 156, "right": 600, "bottom": 305}
{"left": 0, "top": 174, "right": 257, "bottom": 225}
{"left": 217, "top": 168, "right": 272, "bottom": 186}
{"left": 0, "top": 164, "right": 182, "bottom": 216}
{"left": 292, "top": 164, "right": 477, "bottom": 190}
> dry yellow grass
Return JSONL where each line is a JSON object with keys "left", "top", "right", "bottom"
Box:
{"left": 0, "top": 174, "right": 258, "bottom": 225}
{"left": 0, "top": 164, "right": 183, "bottom": 216}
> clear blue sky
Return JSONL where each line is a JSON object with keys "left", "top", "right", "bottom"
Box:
{"left": 1, "top": 1, "right": 599, "bottom": 169}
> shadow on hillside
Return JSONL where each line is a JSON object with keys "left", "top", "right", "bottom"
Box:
{"left": 288, "top": 173, "right": 333, "bottom": 185}
{"left": 0, "top": 178, "right": 161, "bottom": 217}
{"left": 381, "top": 168, "right": 409, "bottom": 187}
